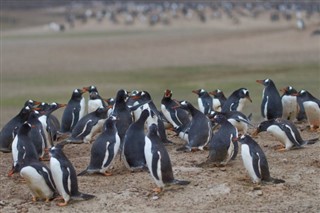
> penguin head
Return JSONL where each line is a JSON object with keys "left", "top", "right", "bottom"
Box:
{"left": 256, "top": 78, "right": 274, "bottom": 87}
{"left": 49, "top": 102, "right": 67, "bottom": 111}
{"left": 72, "top": 88, "right": 86, "bottom": 99}
{"left": 89, "top": 91, "right": 100, "bottom": 100}
{"left": 83, "top": 85, "right": 98, "bottom": 93}
{"left": 164, "top": 89, "right": 172, "bottom": 98}
{"left": 148, "top": 123, "right": 158, "bottom": 136}
{"left": 105, "top": 98, "right": 115, "bottom": 107}
{"left": 19, "top": 106, "right": 33, "bottom": 119}
{"left": 115, "top": 89, "right": 129, "bottom": 102}
{"left": 192, "top": 89, "right": 206, "bottom": 96}
{"left": 254, "top": 119, "right": 276, "bottom": 135}
{"left": 211, "top": 113, "right": 227, "bottom": 124}
{"left": 238, "top": 88, "right": 252, "bottom": 102}
{"left": 280, "top": 86, "right": 297, "bottom": 96}
{"left": 238, "top": 134, "right": 255, "bottom": 145}
{"left": 24, "top": 100, "right": 41, "bottom": 108}
{"left": 209, "top": 89, "right": 225, "bottom": 98}
{"left": 49, "top": 141, "right": 67, "bottom": 157}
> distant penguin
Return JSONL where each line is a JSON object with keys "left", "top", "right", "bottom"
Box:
{"left": 78, "top": 116, "right": 120, "bottom": 176}
{"left": 239, "top": 135, "right": 285, "bottom": 184}
{"left": 175, "top": 101, "right": 212, "bottom": 151}
{"left": 221, "top": 88, "right": 252, "bottom": 112}
{"left": 20, "top": 161, "right": 56, "bottom": 202}
{"left": 10, "top": 122, "right": 39, "bottom": 176}
{"left": 256, "top": 79, "right": 283, "bottom": 120}
{"left": 49, "top": 142, "right": 95, "bottom": 206}
{"left": 296, "top": 90, "right": 320, "bottom": 131}
{"left": 207, "top": 113, "right": 238, "bottom": 166}
{"left": 192, "top": 89, "right": 213, "bottom": 115}
{"left": 144, "top": 124, "right": 190, "bottom": 193}
{"left": 254, "top": 118, "right": 317, "bottom": 150}
{"left": 122, "top": 109, "right": 149, "bottom": 171}
{"left": 83, "top": 86, "right": 107, "bottom": 113}
{"left": 67, "top": 107, "right": 109, "bottom": 144}
{"left": 209, "top": 89, "right": 227, "bottom": 112}
{"left": 280, "top": 86, "right": 298, "bottom": 121}
{"left": 60, "top": 88, "right": 87, "bottom": 134}
{"left": 0, "top": 100, "right": 39, "bottom": 153}
{"left": 112, "top": 89, "right": 133, "bottom": 148}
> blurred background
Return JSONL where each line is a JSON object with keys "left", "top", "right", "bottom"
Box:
{"left": 1, "top": 0, "right": 320, "bottom": 126}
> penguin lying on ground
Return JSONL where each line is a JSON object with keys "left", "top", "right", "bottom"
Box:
{"left": 144, "top": 124, "right": 190, "bottom": 193}
{"left": 239, "top": 135, "right": 285, "bottom": 184}
{"left": 254, "top": 118, "right": 319, "bottom": 151}
{"left": 20, "top": 161, "right": 57, "bottom": 202}
{"left": 78, "top": 116, "right": 120, "bottom": 176}
{"left": 49, "top": 142, "right": 95, "bottom": 206}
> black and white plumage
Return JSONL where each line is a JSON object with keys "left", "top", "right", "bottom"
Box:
{"left": 221, "top": 88, "right": 252, "bottom": 112}
{"left": 239, "top": 135, "right": 285, "bottom": 184}
{"left": 256, "top": 79, "right": 283, "bottom": 120}
{"left": 20, "top": 161, "right": 56, "bottom": 202}
{"left": 209, "top": 89, "right": 227, "bottom": 112}
{"left": 122, "top": 109, "right": 149, "bottom": 171}
{"left": 207, "top": 113, "right": 238, "bottom": 165}
{"left": 49, "top": 142, "right": 95, "bottom": 206}
{"left": 67, "top": 107, "right": 109, "bottom": 144}
{"left": 83, "top": 85, "right": 107, "bottom": 114}
{"left": 60, "top": 89, "right": 87, "bottom": 134}
{"left": 144, "top": 124, "right": 190, "bottom": 192}
{"left": 78, "top": 116, "right": 120, "bottom": 176}
{"left": 0, "top": 100, "right": 39, "bottom": 153}
{"left": 175, "top": 101, "right": 212, "bottom": 151}
{"left": 296, "top": 90, "right": 320, "bottom": 131}
{"left": 280, "top": 86, "right": 298, "bottom": 121}
{"left": 192, "top": 89, "right": 213, "bottom": 115}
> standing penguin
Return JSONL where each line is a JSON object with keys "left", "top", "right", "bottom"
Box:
{"left": 175, "top": 101, "right": 212, "bottom": 151}
{"left": 280, "top": 86, "right": 298, "bottom": 121}
{"left": 78, "top": 116, "right": 120, "bottom": 176}
{"left": 144, "top": 124, "right": 190, "bottom": 193}
{"left": 192, "top": 89, "right": 213, "bottom": 115}
{"left": 10, "top": 122, "right": 39, "bottom": 176}
{"left": 253, "top": 118, "right": 317, "bottom": 150}
{"left": 60, "top": 88, "right": 87, "bottom": 134}
{"left": 207, "top": 113, "right": 238, "bottom": 166}
{"left": 83, "top": 85, "right": 107, "bottom": 113}
{"left": 256, "top": 79, "right": 283, "bottom": 120}
{"left": 209, "top": 89, "right": 227, "bottom": 112}
{"left": 296, "top": 90, "right": 320, "bottom": 131}
{"left": 20, "top": 161, "right": 56, "bottom": 202}
{"left": 221, "top": 88, "right": 252, "bottom": 113}
{"left": 0, "top": 100, "right": 39, "bottom": 153}
{"left": 67, "top": 107, "right": 109, "bottom": 144}
{"left": 49, "top": 142, "right": 95, "bottom": 206}
{"left": 122, "top": 110, "right": 149, "bottom": 171}
{"left": 239, "top": 135, "right": 285, "bottom": 184}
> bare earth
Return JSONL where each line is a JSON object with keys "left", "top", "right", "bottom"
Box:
{"left": 1, "top": 9, "right": 320, "bottom": 213}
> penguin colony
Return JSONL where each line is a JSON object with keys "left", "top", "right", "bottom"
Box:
{"left": 0, "top": 79, "right": 319, "bottom": 207}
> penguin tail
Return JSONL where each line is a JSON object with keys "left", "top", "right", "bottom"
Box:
{"left": 172, "top": 179, "right": 191, "bottom": 186}
{"left": 72, "top": 192, "right": 95, "bottom": 201}
{"left": 306, "top": 137, "right": 319, "bottom": 145}
{"left": 77, "top": 169, "right": 88, "bottom": 176}
{"left": 271, "top": 178, "right": 285, "bottom": 184}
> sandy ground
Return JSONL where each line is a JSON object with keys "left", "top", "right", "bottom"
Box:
{"left": 1, "top": 8, "right": 320, "bottom": 213}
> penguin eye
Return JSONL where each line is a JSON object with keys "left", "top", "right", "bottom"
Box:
{"left": 200, "top": 89, "right": 205, "bottom": 93}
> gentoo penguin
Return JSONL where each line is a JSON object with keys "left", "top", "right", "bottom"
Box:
{"left": 256, "top": 79, "right": 283, "bottom": 120}
{"left": 207, "top": 113, "right": 238, "bottom": 166}
{"left": 67, "top": 107, "right": 109, "bottom": 144}
{"left": 174, "top": 101, "right": 212, "bottom": 151}
{"left": 144, "top": 124, "right": 190, "bottom": 193}
{"left": 280, "top": 86, "right": 298, "bottom": 121}
{"left": 112, "top": 89, "right": 133, "bottom": 148}
{"left": 296, "top": 90, "right": 320, "bottom": 131}
{"left": 160, "top": 89, "right": 190, "bottom": 130}
{"left": 209, "top": 111, "right": 252, "bottom": 134}
{"left": 122, "top": 109, "right": 149, "bottom": 171}
{"left": 78, "top": 116, "right": 120, "bottom": 176}
{"left": 49, "top": 142, "right": 95, "bottom": 206}
{"left": 209, "top": 89, "right": 227, "bottom": 112}
{"left": 129, "top": 90, "right": 172, "bottom": 144}
{"left": 239, "top": 135, "right": 285, "bottom": 184}
{"left": 0, "top": 100, "right": 39, "bottom": 153}
{"left": 20, "top": 161, "right": 56, "bottom": 202}
{"left": 83, "top": 85, "right": 107, "bottom": 113}
{"left": 192, "top": 89, "right": 213, "bottom": 115}
{"left": 221, "top": 88, "right": 252, "bottom": 112}
{"left": 253, "top": 118, "right": 317, "bottom": 150}
{"left": 10, "top": 122, "right": 39, "bottom": 176}
{"left": 296, "top": 90, "right": 307, "bottom": 122}
{"left": 60, "top": 88, "right": 87, "bottom": 134}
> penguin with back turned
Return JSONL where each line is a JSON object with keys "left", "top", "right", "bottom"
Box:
{"left": 20, "top": 160, "right": 56, "bottom": 202}
{"left": 192, "top": 89, "right": 213, "bottom": 115}
{"left": 49, "top": 142, "right": 95, "bottom": 206}
{"left": 144, "top": 124, "right": 190, "bottom": 193}
{"left": 78, "top": 116, "right": 120, "bottom": 176}
{"left": 221, "top": 88, "right": 252, "bottom": 113}
{"left": 60, "top": 88, "right": 87, "bottom": 134}
{"left": 256, "top": 79, "right": 283, "bottom": 120}
{"left": 239, "top": 135, "right": 285, "bottom": 184}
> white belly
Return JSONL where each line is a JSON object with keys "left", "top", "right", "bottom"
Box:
{"left": 303, "top": 102, "right": 320, "bottom": 128}
{"left": 50, "top": 157, "right": 70, "bottom": 202}
{"left": 267, "top": 125, "right": 293, "bottom": 149}
{"left": 88, "top": 99, "right": 102, "bottom": 114}
{"left": 282, "top": 96, "right": 297, "bottom": 120}
{"left": 241, "top": 145, "right": 261, "bottom": 183}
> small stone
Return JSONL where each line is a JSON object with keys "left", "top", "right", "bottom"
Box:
{"left": 0, "top": 200, "right": 6, "bottom": 206}
{"left": 152, "top": 196, "right": 159, "bottom": 200}
{"left": 282, "top": 159, "right": 288, "bottom": 163}
{"left": 220, "top": 167, "right": 226, "bottom": 171}
{"left": 257, "top": 190, "right": 263, "bottom": 196}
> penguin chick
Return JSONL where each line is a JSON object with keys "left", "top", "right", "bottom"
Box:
{"left": 239, "top": 135, "right": 285, "bottom": 184}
